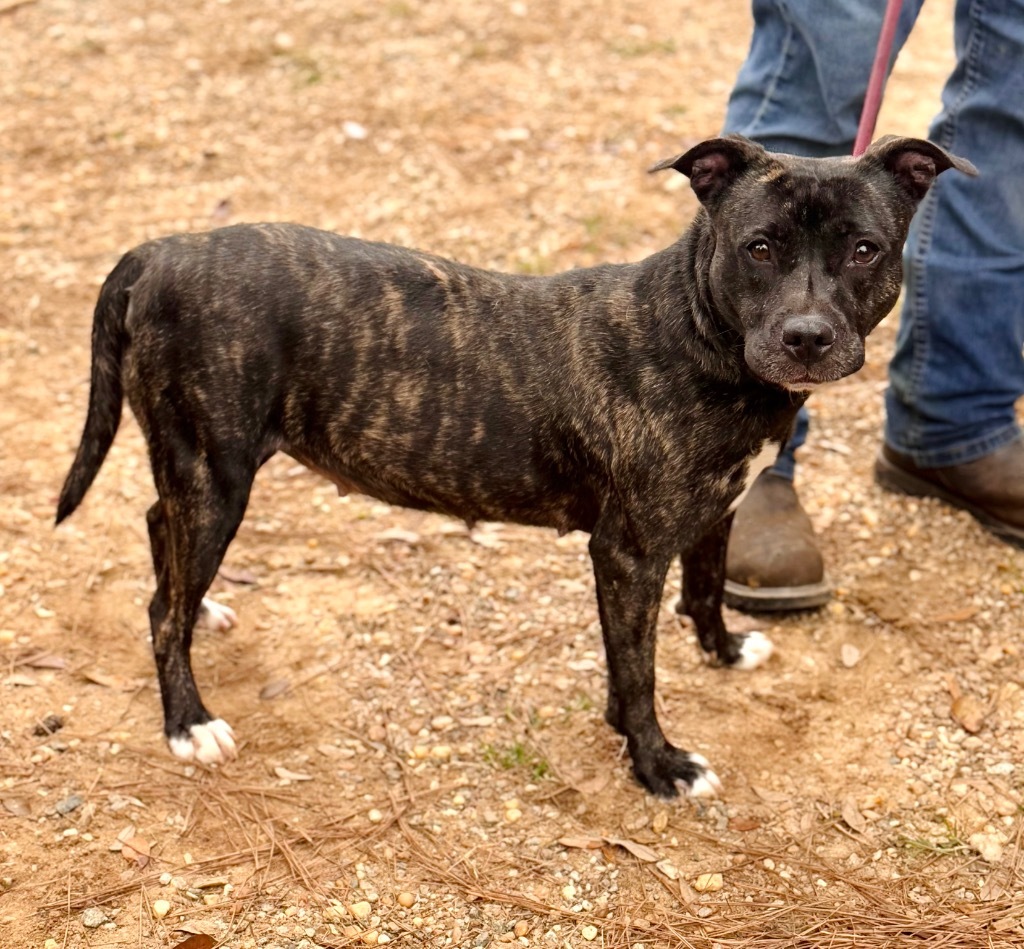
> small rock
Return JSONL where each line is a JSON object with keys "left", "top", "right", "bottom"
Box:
{"left": 840, "top": 644, "right": 861, "bottom": 668}
{"left": 581, "top": 924, "right": 598, "bottom": 941}
{"left": 81, "top": 907, "right": 107, "bottom": 929}
{"left": 33, "top": 714, "right": 65, "bottom": 737}
{"left": 693, "top": 872, "right": 723, "bottom": 892}
{"left": 951, "top": 694, "right": 987, "bottom": 734}
{"left": 151, "top": 899, "right": 172, "bottom": 918}
{"left": 655, "top": 859, "right": 679, "bottom": 880}
{"left": 505, "top": 807, "right": 522, "bottom": 823}
{"left": 343, "top": 120, "right": 369, "bottom": 140}
{"left": 324, "top": 901, "right": 347, "bottom": 922}
{"left": 513, "top": 921, "right": 530, "bottom": 937}
{"left": 397, "top": 891, "right": 416, "bottom": 908}
{"left": 55, "top": 793, "right": 84, "bottom": 816}
{"left": 349, "top": 900, "right": 373, "bottom": 920}
{"left": 969, "top": 832, "right": 1006, "bottom": 864}
{"left": 368, "top": 809, "right": 383, "bottom": 823}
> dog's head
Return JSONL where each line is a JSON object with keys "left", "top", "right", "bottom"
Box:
{"left": 652, "top": 135, "right": 976, "bottom": 391}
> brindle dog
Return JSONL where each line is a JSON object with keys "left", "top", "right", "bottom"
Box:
{"left": 57, "top": 135, "right": 974, "bottom": 796}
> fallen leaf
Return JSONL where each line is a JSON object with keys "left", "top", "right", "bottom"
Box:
{"left": 172, "top": 935, "right": 217, "bottom": 949}
{"left": 259, "top": 679, "right": 291, "bottom": 700}
{"left": 930, "top": 606, "right": 978, "bottom": 624}
{"left": 194, "top": 877, "right": 229, "bottom": 889}
{"left": 750, "top": 785, "right": 791, "bottom": 804}
{"left": 2, "top": 798, "right": 30, "bottom": 817}
{"left": 841, "top": 795, "right": 868, "bottom": 834}
{"left": 217, "top": 564, "right": 258, "bottom": 585}
{"left": 569, "top": 773, "right": 610, "bottom": 796}
{"left": 273, "top": 766, "right": 313, "bottom": 781}
{"left": 604, "top": 836, "right": 659, "bottom": 863}
{"left": 17, "top": 652, "right": 67, "bottom": 669}
{"left": 3, "top": 673, "right": 37, "bottom": 687}
{"left": 727, "top": 817, "right": 761, "bottom": 832}
{"left": 558, "top": 835, "right": 603, "bottom": 850}
{"left": 81, "top": 669, "right": 145, "bottom": 692}
{"left": 121, "top": 835, "right": 151, "bottom": 868}
{"left": 980, "top": 878, "right": 1007, "bottom": 902}
{"left": 375, "top": 527, "right": 420, "bottom": 545}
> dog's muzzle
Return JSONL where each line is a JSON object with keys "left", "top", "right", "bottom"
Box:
{"left": 780, "top": 315, "right": 835, "bottom": 367}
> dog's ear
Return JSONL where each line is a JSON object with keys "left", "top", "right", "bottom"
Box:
{"left": 862, "top": 136, "right": 978, "bottom": 202}
{"left": 649, "top": 135, "right": 769, "bottom": 205}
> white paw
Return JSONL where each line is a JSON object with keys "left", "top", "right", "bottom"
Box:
{"left": 733, "top": 630, "right": 774, "bottom": 670}
{"left": 682, "top": 753, "right": 724, "bottom": 798}
{"left": 168, "top": 718, "right": 238, "bottom": 765}
{"left": 197, "top": 597, "right": 238, "bottom": 632}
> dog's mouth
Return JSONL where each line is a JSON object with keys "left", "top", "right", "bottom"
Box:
{"left": 778, "top": 375, "right": 824, "bottom": 393}
{"left": 744, "top": 322, "right": 864, "bottom": 391}
{"left": 745, "top": 350, "right": 866, "bottom": 392}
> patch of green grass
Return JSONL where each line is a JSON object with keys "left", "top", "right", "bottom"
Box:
{"left": 897, "top": 819, "right": 969, "bottom": 856}
{"left": 568, "top": 691, "right": 594, "bottom": 712}
{"left": 482, "top": 741, "right": 551, "bottom": 781}
{"left": 287, "top": 51, "right": 323, "bottom": 86}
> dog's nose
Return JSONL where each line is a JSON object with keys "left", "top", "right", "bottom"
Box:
{"left": 781, "top": 316, "right": 835, "bottom": 365}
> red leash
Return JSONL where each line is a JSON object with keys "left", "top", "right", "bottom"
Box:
{"left": 853, "top": 0, "right": 905, "bottom": 156}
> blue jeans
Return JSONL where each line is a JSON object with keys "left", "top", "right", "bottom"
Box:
{"left": 724, "top": 0, "right": 1024, "bottom": 477}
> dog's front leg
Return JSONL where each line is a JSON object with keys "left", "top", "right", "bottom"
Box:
{"left": 589, "top": 523, "right": 721, "bottom": 798}
{"left": 677, "top": 515, "right": 773, "bottom": 669}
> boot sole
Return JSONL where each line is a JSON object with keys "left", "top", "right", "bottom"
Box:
{"left": 721, "top": 577, "right": 831, "bottom": 613}
{"left": 874, "top": 451, "right": 1024, "bottom": 550}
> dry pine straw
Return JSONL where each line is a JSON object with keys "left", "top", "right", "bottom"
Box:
{"left": 33, "top": 771, "right": 1024, "bottom": 947}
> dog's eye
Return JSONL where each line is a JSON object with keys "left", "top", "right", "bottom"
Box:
{"left": 747, "top": 240, "right": 771, "bottom": 262}
{"left": 853, "top": 241, "right": 879, "bottom": 264}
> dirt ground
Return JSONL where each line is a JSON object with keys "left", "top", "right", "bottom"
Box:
{"left": 2, "top": 0, "right": 1023, "bottom": 946}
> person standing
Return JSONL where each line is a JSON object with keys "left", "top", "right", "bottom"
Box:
{"left": 719, "top": 0, "right": 1024, "bottom": 613}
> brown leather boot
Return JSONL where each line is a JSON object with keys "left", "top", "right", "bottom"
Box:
{"left": 874, "top": 438, "right": 1024, "bottom": 548}
{"left": 724, "top": 471, "right": 830, "bottom": 612}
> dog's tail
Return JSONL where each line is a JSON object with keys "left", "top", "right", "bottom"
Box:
{"left": 56, "top": 250, "right": 145, "bottom": 524}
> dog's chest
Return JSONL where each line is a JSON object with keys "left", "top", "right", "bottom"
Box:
{"left": 728, "top": 440, "right": 777, "bottom": 512}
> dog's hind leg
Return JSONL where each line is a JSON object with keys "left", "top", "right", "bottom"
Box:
{"left": 148, "top": 503, "right": 238, "bottom": 633}
{"left": 147, "top": 459, "right": 253, "bottom": 765}
{"left": 589, "top": 519, "right": 721, "bottom": 799}
{"left": 677, "top": 515, "right": 773, "bottom": 670}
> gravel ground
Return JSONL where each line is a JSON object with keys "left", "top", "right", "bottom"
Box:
{"left": 2, "top": 0, "right": 1022, "bottom": 946}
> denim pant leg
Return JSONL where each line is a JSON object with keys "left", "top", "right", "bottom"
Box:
{"left": 884, "top": 0, "right": 1024, "bottom": 466}
{"left": 722, "top": 0, "right": 924, "bottom": 478}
